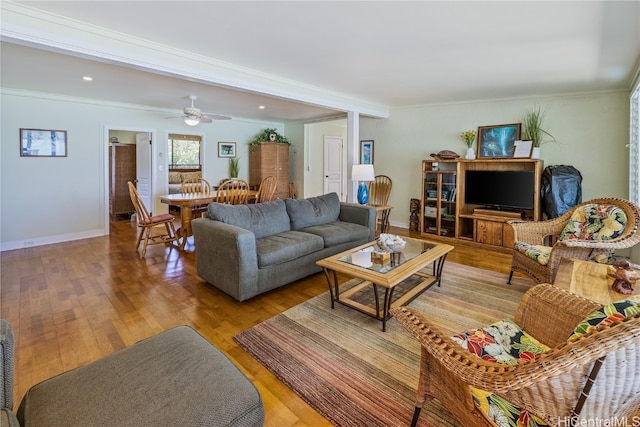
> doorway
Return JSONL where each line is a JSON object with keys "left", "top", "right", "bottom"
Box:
{"left": 106, "top": 128, "right": 154, "bottom": 226}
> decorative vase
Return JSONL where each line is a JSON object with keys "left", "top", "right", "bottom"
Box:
{"left": 531, "top": 147, "right": 541, "bottom": 159}
{"left": 465, "top": 147, "right": 476, "bottom": 160}
{"left": 357, "top": 183, "right": 369, "bottom": 204}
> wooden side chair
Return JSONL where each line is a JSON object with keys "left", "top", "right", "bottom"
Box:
{"left": 392, "top": 284, "right": 640, "bottom": 427}
{"left": 289, "top": 182, "right": 296, "bottom": 199}
{"left": 180, "top": 177, "right": 211, "bottom": 218}
{"left": 216, "top": 179, "right": 250, "bottom": 205}
{"left": 508, "top": 197, "right": 640, "bottom": 284}
{"left": 128, "top": 181, "right": 180, "bottom": 257}
{"left": 256, "top": 176, "right": 278, "bottom": 203}
{"left": 368, "top": 175, "right": 392, "bottom": 233}
{"left": 368, "top": 175, "right": 392, "bottom": 206}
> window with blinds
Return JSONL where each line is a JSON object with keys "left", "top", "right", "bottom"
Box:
{"left": 168, "top": 134, "right": 202, "bottom": 170}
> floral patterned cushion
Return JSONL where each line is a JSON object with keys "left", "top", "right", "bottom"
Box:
{"left": 569, "top": 296, "right": 640, "bottom": 341}
{"left": 452, "top": 319, "right": 551, "bottom": 427}
{"left": 513, "top": 242, "right": 552, "bottom": 265}
{"left": 558, "top": 204, "right": 627, "bottom": 242}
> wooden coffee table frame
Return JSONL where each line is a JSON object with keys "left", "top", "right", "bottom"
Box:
{"left": 317, "top": 239, "right": 453, "bottom": 331}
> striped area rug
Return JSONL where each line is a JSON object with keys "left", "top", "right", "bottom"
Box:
{"left": 234, "top": 262, "right": 534, "bottom": 426}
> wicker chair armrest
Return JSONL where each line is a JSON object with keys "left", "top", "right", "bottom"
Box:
{"left": 509, "top": 218, "right": 567, "bottom": 245}
{"left": 513, "top": 284, "right": 602, "bottom": 347}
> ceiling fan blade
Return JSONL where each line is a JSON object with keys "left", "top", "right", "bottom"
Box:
{"left": 201, "top": 114, "right": 232, "bottom": 120}
{"left": 199, "top": 117, "right": 214, "bottom": 123}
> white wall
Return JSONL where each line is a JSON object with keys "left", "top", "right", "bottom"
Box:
{"left": 1, "top": 89, "right": 283, "bottom": 250}
{"left": 360, "top": 91, "right": 630, "bottom": 229}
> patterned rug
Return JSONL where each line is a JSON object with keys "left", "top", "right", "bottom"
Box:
{"left": 234, "top": 262, "right": 534, "bottom": 426}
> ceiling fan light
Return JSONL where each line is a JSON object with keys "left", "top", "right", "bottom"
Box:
{"left": 184, "top": 116, "right": 200, "bottom": 126}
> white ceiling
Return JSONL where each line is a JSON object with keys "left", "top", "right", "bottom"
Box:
{"left": 2, "top": 1, "right": 639, "bottom": 123}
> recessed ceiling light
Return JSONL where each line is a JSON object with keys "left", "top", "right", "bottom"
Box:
{"left": 82, "top": 76, "right": 93, "bottom": 81}
{"left": 258, "top": 105, "right": 265, "bottom": 109}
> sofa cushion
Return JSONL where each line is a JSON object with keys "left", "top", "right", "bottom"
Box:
{"left": 207, "top": 200, "right": 290, "bottom": 239}
{"left": 256, "top": 231, "right": 324, "bottom": 268}
{"left": 301, "top": 221, "right": 371, "bottom": 247}
{"left": 168, "top": 171, "right": 183, "bottom": 184}
{"left": 285, "top": 193, "right": 340, "bottom": 230}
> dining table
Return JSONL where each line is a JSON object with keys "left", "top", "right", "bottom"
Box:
{"left": 160, "top": 190, "right": 258, "bottom": 249}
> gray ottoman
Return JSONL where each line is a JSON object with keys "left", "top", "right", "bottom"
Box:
{"left": 16, "top": 325, "right": 264, "bottom": 427}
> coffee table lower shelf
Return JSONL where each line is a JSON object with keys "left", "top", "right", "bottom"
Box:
{"left": 322, "top": 260, "right": 446, "bottom": 332}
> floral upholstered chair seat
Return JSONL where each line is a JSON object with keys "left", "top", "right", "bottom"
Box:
{"left": 452, "top": 297, "right": 640, "bottom": 427}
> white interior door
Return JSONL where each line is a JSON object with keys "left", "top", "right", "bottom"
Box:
{"left": 324, "top": 136, "right": 343, "bottom": 199}
{"left": 136, "top": 132, "right": 152, "bottom": 213}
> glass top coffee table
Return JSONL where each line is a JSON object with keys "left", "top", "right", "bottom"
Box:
{"left": 316, "top": 237, "right": 453, "bottom": 331}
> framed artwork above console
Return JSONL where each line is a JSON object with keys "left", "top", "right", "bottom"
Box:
{"left": 477, "top": 123, "right": 521, "bottom": 159}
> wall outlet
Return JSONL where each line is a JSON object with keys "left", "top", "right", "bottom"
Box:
{"left": 24, "top": 240, "right": 35, "bottom": 247}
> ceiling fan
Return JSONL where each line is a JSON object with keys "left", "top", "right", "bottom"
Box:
{"left": 178, "top": 95, "right": 231, "bottom": 126}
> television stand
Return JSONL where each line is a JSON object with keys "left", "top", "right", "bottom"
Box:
{"left": 473, "top": 208, "right": 523, "bottom": 219}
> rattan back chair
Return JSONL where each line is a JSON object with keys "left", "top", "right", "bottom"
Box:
{"left": 391, "top": 284, "right": 640, "bottom": 427}
{"left": 216, "top": 179, "right": 250, "bottom": 205}
{"left": 368, "top": 175, "right": 392, "bottom": 206}
{"left": 128, "top": 181, "right": 179, "bottom": 257}
{"left": 256, "top": 176, "right": 278, "bottom": 203}
{"left": 507, "top": 197, "right": 640, "bottom": 284}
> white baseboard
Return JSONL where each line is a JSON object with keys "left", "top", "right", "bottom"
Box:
{"left": 1, "top": 229, "right": 107, "bottom": 252}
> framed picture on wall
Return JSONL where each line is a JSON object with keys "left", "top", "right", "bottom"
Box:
{"left": 476, "top": 123, "right": 521, "bottom": 159}
{"left": 20, "top": 128, "right": 67, "bottom": 157}
{"left": 218, "top": 142, "right": 236, "bottom": 158}
{"left": 360, "top": 140, "right": 374, "bottom": 164}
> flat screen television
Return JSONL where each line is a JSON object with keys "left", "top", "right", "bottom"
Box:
{"left": 465, "top": 170, "right": 535, "bottom": 211}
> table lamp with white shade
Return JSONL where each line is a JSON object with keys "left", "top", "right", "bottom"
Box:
{"left": 351, "top": 164, "right": 375, "bottom": 204}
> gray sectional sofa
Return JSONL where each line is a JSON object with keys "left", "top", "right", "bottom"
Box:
{"left": 192, "top": 192, "right": 376, "bottom": 301}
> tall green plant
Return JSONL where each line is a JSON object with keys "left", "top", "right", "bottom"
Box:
{"left": 229, "top": 158, "right": 239, "bottom": 178}
{"left": 522, "top": 106, "right": 556, "bottom": 147}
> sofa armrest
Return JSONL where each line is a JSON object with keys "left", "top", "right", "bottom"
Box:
{"left": 191, "top": 218, "right": 259, "bottom": 301}
{"left": 339, "top": 203, "right": 376, "bottom": 241}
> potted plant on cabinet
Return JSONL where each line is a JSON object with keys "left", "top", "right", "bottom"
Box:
{"left": 522, "top": 106, "right": 556, "bottom": 158}
{"left": 251, "top": 128, "right": 289, "bottom": 148}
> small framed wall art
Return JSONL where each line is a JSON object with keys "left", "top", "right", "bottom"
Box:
{"left": 476, "top": 123, "right": 521, "bottom": 159}
{"left": 512, "top": 140, "right": 534, "bottom": 158}
{"left": 360, "top": 140, "right": 374, "bottom": 164}
{"left": 20, "top": 128, "right": 67, "bottom": 157}
{"left": 218, "top": 142, "right": 236, "bottom": 158}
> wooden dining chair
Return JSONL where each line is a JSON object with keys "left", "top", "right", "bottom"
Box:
{"left": 216, "top": 179, "right": 250, "bottom": 205}
{"left": 180, "top": 177, "right": 211, "bottom": 218}
{"left": 127, "top": 181, "right": 180, "bottom": 257}
{"left": 256, "top": 176, "right": 278, "bottom": 203}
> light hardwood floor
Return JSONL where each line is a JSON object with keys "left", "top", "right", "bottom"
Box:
{"left": 0, "top": 218, "right": 517, "bottom": 426}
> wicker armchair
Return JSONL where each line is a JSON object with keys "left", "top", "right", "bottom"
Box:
{"left": 391, "top": 284, "right": 640, "bottom": 427}
{"left": 508, "top": 197, "right": 640, "bottom": 284}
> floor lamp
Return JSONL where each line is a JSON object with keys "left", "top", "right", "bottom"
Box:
{"left": 352, "top": 164, "right": 375, "bottom": 204}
